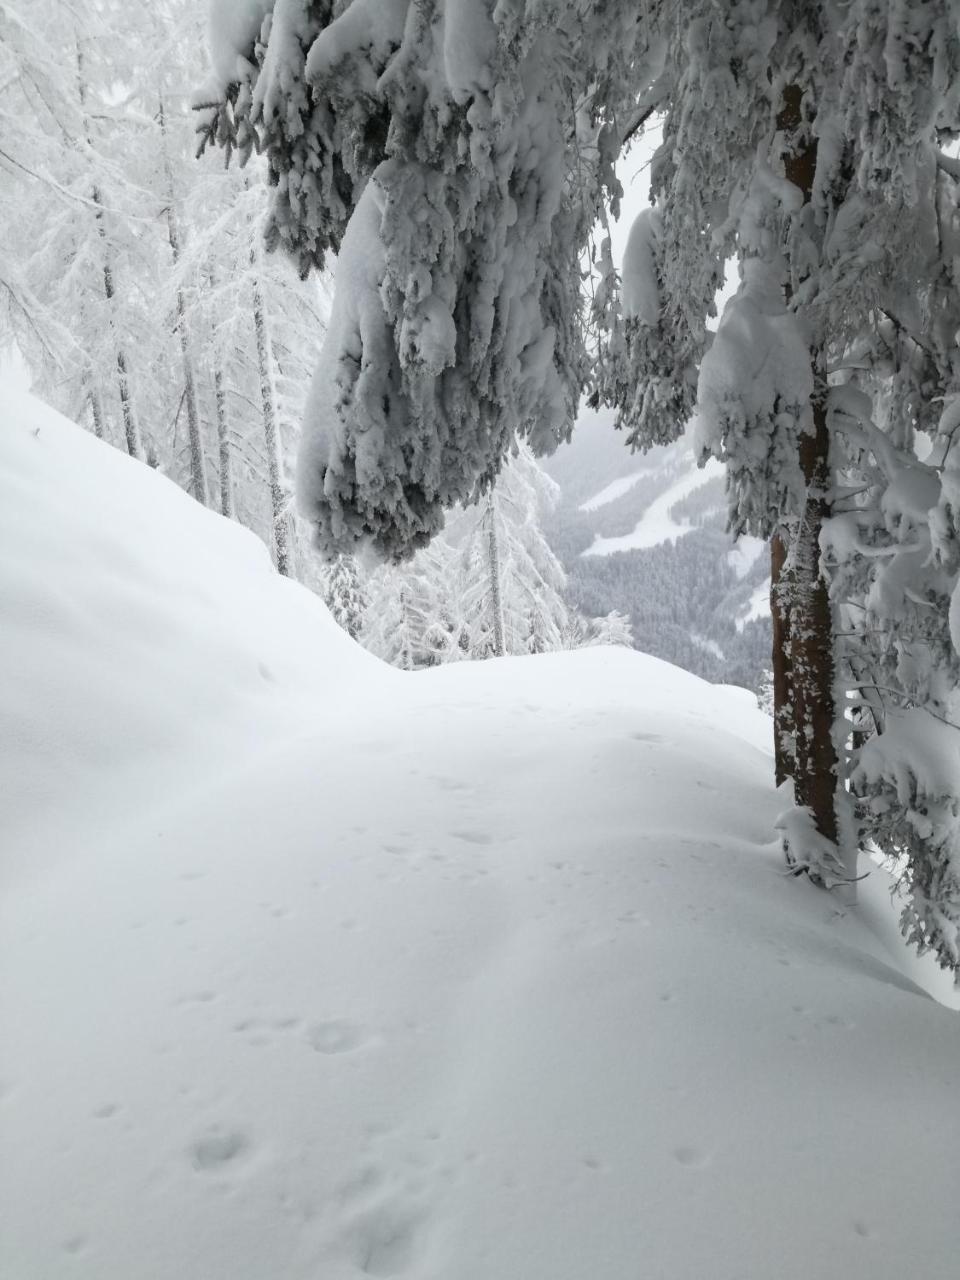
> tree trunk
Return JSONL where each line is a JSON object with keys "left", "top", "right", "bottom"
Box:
{"left": 250, "top": 252, "right": 289, "bottom": 576}
{"left": 486, "top": 492, "right": 505, "bottom": 657}
{"left": 159, "top": 94, "right": 207, "bottom": 505}
{"left": 770, "top": 532, "right": 794, "bottom": 787}
{"left": 87, "top": 381, "right": 105, "bottom": 440}
{"left": 214, "top": 367, "right": 235, "bottom": 520}
{"left": 76, "top": 39, "right": 143, "bottom": 461}
{"left": 788, "top": 396, "right": 839, "bottom": 846}
{"left": 777, "top": 83, "right": 840, "bottom": 851}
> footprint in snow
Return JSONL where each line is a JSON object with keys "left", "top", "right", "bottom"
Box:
{"left": 673, "top": 1145, "right": 711, "bottom": 1169}
{"left": 190, "top": 1127, "right": 249, "bottom": 1171}
{"left": 450, "top": 830, "right": 493, "bottom": 845}
{"left": 345, "top": 1203, "right": 425, "bottom": 1277}
{"left": 307, "top": 1019, "right": 368, "bottom": 1055}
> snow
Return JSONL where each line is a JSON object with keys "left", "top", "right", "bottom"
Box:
{"left": 620, "top": 207, "right": 661, "bottom": 324}
{"left": 583, "top": 453, "right": 724, "bottom": 556}
{"left": 3, "top": 390, "right": 960, "bottom": 1280}
{"left": 0, "top": 385, "right": 387, "bottom": 878}
{"left": 207, "top": 0, "right": 274, "bottom": 88}
{"left": 736, "top": 578, "right": 772, "bottom": 631}
{"left": 578, "top": 468, "right": 649, "bottom": 513}
{"left": 691, "top": 632, "right": 724, "bottom": 661}
{"left": 727, "top": 534, "right": 765, "bottom": 579}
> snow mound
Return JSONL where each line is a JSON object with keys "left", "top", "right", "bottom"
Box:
{"left": 2, "top": 391, "right": 959, "bottom": 1280}
{"left": 0, "top": 387, "right": 386, "bottom": 876}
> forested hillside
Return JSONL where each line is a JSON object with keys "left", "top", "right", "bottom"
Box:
{"left": 544, "top": 409, "right": 772, "bottom": 690}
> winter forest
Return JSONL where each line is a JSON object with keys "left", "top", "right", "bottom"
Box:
{"left": 2, "top": 3, "right": 960, "bottom": 1278}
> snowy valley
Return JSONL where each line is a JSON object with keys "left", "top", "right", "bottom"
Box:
{"left": 3, "top": 390, "right": 959, "bottom": 1280}
{"left": 544, "top": 409, "right": 772, "bottom": 690}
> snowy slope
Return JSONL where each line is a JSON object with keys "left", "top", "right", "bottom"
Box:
{"left": 0, "top": 386, "right": 389, "bottom": 878}
{"left": 582, "top": 453, "right": 724, "bottom": 556}
{"left": 2, "top": 391, "right": 959, "bottom": 1280}
{"left": 578, "top": 468, "right": 649, "bottom": 512}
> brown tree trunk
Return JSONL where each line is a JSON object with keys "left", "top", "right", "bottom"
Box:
{"left": 787, "top": 395, "right": 838, "bottom": 845}
{"left": 770, "top": 532, "right": 794, "bottom": 787}
{"left": 777, "top": 84, "right": 840, "bottom": 849}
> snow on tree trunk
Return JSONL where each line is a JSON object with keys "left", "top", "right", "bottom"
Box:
{"left": 485, "top": 493, "right": 505, "bottom": 660}
{"left": 776, "top": 83, "right": 839, "bottom": 860}
{"left": 213, "top": 366, "right": 234, "bottom": 521}
{"left": 251, "top": 251, "right": 289, "bottom": 576}
{"left": 159, "top": 93, "right": 208, "bottom": 506}
{"left": 86, "top": 381, "right": 105, "bottom": 442}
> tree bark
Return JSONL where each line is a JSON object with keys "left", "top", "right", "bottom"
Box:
{"left": 87, "top": 381, "right": 105, "bottom": 440}
{"left": 486, "top": 493, "right": 505, "bottom": 657}
{"left": 777, "top": 83, "right": 840, "bottom": 848}
{"left": 213, "top": 367, "right": 235, "bottom": 520}
{"left": 250, "top": 251, "right": 290, "bottom": 576}
{"left": 770, "top": 532, "right": 795, "bottom": 786}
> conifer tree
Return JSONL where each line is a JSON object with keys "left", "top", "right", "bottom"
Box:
{"left": 202, "top": 0, "right": 960, "bottom": 977}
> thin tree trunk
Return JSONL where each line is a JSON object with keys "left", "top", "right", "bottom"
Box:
{"left": 76, "top": 40, "right": 143, "bottom": 461}
{"left": 770, "top": 532, "right": 794, "bottom": 786}
{"left": 214, "top": 367, "right": 235, "bottom": 520}
{"left": 777, "top": 83, "right": 840, "bottom": 850}
{"left": 250, "top": 251, "right": 289, "bottom": 575}
{"left": 486, "top": 492, "right": 505, "bottom": 658}
{"left": 159, "top": 93, "right": 207, "bottom": 505}
{"left": 87, "top": 381, "right": 105, "bottom": 440}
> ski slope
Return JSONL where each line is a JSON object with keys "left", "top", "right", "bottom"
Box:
{"left": 578, "top": 469, "right": 648, "bottom": 512}
{"left": 582, "top": 454, "right": 724, "bottom": 556}
{"left": 2, "top": 389, "right": 959, "bottom": 1280}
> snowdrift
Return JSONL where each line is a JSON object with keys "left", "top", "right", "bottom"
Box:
{"left": 0, "top": 387, "right": 387, "bottom": 878}
{"left": 2, "top": 390, "right": 959, "bottom": 1280}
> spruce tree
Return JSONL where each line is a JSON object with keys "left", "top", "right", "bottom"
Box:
{"left": 201, "top": 0, "right": 960, "bottom": 978}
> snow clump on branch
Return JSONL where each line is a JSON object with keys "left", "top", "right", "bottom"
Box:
{"left": 198, "top": 0, "right": 642, "bottom": 561}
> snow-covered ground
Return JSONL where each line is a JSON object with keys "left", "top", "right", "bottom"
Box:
{"left": 583, "top": 453, "right": 724, "bottom": 556}
{"left": 3, "top": 389, "right": 959, "bottom": 1280}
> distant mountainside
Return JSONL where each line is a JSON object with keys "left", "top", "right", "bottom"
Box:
{"left": 543, "top": 407, "right": 772, "bottom": 692}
